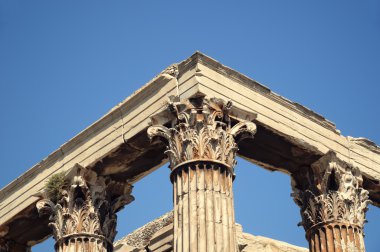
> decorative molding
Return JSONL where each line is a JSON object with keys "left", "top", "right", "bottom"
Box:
{"left": 147, "top": 96, "right": 257, "bottom": 170}
{"left": 36, "top": 165, "right": 134, "bottom": 248}
{"left": 292, "top": 151, "right": 370, "bottom": 231}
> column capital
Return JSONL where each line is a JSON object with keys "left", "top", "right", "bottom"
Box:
{"left": 36, "top": 165, "right": 134, "bottom": 250}
{"left": 147, "top": 96, "right": 257, "bottom": 171}
{"left": 292, "top": 151, "right": 370, "bottom": 232}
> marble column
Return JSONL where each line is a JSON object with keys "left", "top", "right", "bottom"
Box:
{"left": 148, "top": 96, "right": 257, "bottom": 252}
{"left": 37, "top": 165, "right": 134, "bottom": 252}
{"left": 292, "top": 151, "right": 370, "bottom": 252}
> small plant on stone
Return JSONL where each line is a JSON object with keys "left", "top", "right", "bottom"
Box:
{"left": 45, "top": 172, "right": 67, "bottom": 204}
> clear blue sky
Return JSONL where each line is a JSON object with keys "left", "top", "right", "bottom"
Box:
{"left": 1, "top": 1, "right": 379, "bottom": 251}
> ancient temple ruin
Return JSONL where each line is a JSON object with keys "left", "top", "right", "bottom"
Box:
{"left": 0, "top": 52, "right": 379, "bottom": 252}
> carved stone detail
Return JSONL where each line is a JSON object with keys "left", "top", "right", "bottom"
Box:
{"left": 292, "top": 151, "right": 370, "bottom": 252}
{"left": 292, "top": 152, "right": 370, "bottom": 230}
{"left": 147, "top": 96, "right": 257, "bottom": 171}
{"left": 37, "top": 165, "right": 134, "bottom": 252}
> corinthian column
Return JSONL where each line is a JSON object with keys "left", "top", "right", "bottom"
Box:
{"left": 36, "top": 165, "right": 134, "bottom": 252}
{"left": 148, "top": 96, "right": 256, "bottom": 252}
{"left": 292, "top": 151, "right": 370, "bottom": 252}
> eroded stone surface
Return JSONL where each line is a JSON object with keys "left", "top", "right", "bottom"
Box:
{"left": 114, "top": 211, "right": 174, "bottom": 250}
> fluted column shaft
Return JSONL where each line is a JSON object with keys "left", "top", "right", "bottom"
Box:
{"left": 172, "top": 162, "right": 236, "bottom": 252}
{"left": 307, "top": 223, "right": 365, "bottom": 252}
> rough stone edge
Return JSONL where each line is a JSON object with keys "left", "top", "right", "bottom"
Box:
{"left": 348, "top": 136, "right": 380, "bottom": 154}
{"left": 114, "top": 211, "right": 174, "bottom": 249}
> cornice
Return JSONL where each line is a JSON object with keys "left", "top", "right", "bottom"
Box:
{"left": 187, "top": 52, "right": 338, "bottom": 134}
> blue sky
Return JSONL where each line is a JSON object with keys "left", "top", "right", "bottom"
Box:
{"left": 1, "top": 1, "right": 379, "bottom": 251}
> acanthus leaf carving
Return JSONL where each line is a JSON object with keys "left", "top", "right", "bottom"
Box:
{"left": 147, "top": 96, "right": 257, "bottom": 170}
{"left": 36, "top": 165, "right": 134, "bottom": 248}
{"left": 291, "top": 151, "right": 371, "bottom": 232}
